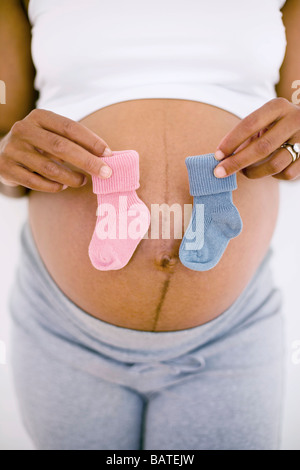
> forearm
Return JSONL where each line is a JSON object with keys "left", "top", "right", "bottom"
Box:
{"left": 0, "top": 134, "right": 30, "bottom": 198}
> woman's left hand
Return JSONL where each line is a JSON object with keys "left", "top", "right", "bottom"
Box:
{"left": 214, "top": 97, "right": 300, "bottom": 181}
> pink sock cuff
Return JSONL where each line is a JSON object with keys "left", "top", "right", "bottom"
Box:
{"left": 92, "top": 150, "right": 140, "bottom": 194}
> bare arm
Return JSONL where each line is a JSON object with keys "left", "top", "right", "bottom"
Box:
{"left": 276, "top": 0, "right": 300, "bottom": 101}
{"left": 214, "top": 0, "right": 300, "bottom": 181}
{"left": 0, "top": 0, "right": 113, "bottom": 198}
{"left": 0, "top": 0, "right": 35, "bottom": 197}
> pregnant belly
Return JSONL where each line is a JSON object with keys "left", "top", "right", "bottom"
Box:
{"left": 28, "top": 99, "right": 279, "bottom": 331}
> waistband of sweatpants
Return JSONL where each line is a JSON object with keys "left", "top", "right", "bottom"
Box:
{"left": 15, "top": 220, "right": 279, "bottom": 361}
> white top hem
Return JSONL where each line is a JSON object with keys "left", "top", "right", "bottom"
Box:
{"left": 36, "top": 83, "right": 277, "bottom": 122}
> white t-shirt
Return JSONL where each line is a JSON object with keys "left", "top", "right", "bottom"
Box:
{"left": 28, "top": 0, "right": 287, "bottom": 121}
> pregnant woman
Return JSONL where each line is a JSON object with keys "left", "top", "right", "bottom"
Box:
{"left": 0, "top": 0, "right": 299, "bottom": 450}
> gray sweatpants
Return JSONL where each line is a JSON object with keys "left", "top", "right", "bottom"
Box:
{"left": 8, "top": 222, "right": 285, "bottom": 450}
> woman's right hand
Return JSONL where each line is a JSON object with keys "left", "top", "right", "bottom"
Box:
{"left": 0, "top": 109, "right": 113, "bottom": 192}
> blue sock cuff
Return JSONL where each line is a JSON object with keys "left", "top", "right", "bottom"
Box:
{"left": 185, "top": 153, "right": 237, "bottom": 196}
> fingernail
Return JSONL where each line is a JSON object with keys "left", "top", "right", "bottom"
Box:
{"left": 80, "top": 176, "right": 87, "bottom": 187}
{"left": 215, "top": 150, "right": 225, "bottom": 161}
{"left": 214, "top": 166, "right": 227, "bottom": 178}
{"left": 62, "top": 185, "right": 68, "bottom": 190}
{"left": 100, "top": 165, "right": 112, "bottom": 178}
{"left": 102, "top": 147, "right": 113, "bottom": 157}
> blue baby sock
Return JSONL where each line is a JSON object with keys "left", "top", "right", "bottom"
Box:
{"left": 179, "top": 153, "right": 243, "bottom": 271}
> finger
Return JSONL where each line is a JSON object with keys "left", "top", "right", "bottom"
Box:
{"left": 243, "top": 148, "right": 294, "bottom": 179}
{"left": 26, "top": 109, "right": 113, "bottom": 158}
{"left": 273, "top": 156, "right": 300, "bottom": 181}
{"left": 21, "top": 124, "right": 113, "bottom": 178}
{"left": 3, "top": 163, "right": 66, "bottom": 193}
{"left": 234, "top": 135, "right": 256, "bottom": 154}
{"left": 36, "top": 148, "right": 64, "bottom": 164}
{"left": 14, "top": 149, "right": 87, "bottom": 187}
{"left": 0, "top": 177, "right": 19, "bottom": 187}
{"left": 214, "top": 116, "right": 296, "bottom": 178}
{"left": 234, "top": 125, "right": 277, "bottom": 155}
{"left": 215, "top": 98, "right": 291, "bottom": 160}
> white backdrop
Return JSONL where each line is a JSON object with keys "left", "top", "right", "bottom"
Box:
{"left": 0, "top": 182, "right": 300, "bottom": 450}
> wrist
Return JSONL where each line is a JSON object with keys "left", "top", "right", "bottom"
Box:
{"left": 0, "top": 181, "right": 29, "bottom": 198}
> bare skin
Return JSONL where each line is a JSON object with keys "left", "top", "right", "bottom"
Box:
{"left": 28, "top": 100, "right": 279, "bottom": 331}
{"left": 0, "top": 0, "right": 299, "bottom": 331}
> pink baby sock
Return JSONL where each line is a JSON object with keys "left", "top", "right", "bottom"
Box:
{"left": 89, "top": 150, "right": 150, "bottom": 271}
